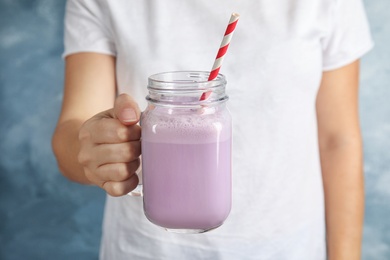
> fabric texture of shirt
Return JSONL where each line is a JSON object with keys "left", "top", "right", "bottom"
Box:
{"left": 63, "top": 0, "right": 373, "bottom": 259}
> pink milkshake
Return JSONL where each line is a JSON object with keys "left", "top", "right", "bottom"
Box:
{"left": 141, "top": 71, "right": 232, "bottom": 233}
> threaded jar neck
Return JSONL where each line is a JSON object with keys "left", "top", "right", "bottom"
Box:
{"left": 146, "top": 71, "right": 228, "bottom": 107}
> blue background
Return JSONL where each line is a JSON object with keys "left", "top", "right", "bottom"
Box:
{"left": 0, "top": 0, "right": 389, "bottom": 259}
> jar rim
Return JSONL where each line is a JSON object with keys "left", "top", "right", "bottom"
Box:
{"left": 148, "top": 71, "right": 226, "bottom": 91}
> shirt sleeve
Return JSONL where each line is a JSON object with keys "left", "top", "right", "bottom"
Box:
{"left": 62, "top": 0, "right": 116, "bottom": 58}
{"left": 322, "top": 0, "right": 374, "bottom": 71}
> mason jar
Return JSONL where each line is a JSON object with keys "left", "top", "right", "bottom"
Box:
{"left": 141, "top": 71, "right": 232, "bottom": 233}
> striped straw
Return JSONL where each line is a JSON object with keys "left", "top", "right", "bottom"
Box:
{"left": 200, "top": 13, "right": 240, "bottom": 101}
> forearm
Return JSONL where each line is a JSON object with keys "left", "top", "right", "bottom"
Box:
{"left": 52, "top": 119, "right": 91, "bottom": 184}
{"left": 320, "top": 138, "right": 364, "bottom": 260}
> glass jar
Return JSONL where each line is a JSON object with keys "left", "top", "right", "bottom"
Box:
{"left": 141, "top": 71, "right": 232, "bottom": 233}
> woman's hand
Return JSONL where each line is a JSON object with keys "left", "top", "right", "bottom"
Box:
{"left": 52, "top": 53, "right": 142, "bottom": 196}
{"left": 78, "top": 94, "right": 141, "bottom": 196}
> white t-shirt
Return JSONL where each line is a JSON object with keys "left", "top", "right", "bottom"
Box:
{"left": 63, "top": 0, "right": 373, "bottom": 259}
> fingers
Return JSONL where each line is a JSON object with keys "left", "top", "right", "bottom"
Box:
{"left": 95, "top": 141, "right": 141, "bottom": 165}
{"left": 83, "top": 119, "right": 141, "bottom": 144}
{"left": 96, "top": 159, "right": 141, "bottom": 182}
{"left": 112, "top": 93, "right": 141, "bottom": 125}
{"left": 79, "top": 139, "right": 141, "bottom": 196}
{"left": 77, "top": 93, "right": 142, "bottom": 196}
{"left": 103, "top": 174, "right": 139, "bottom": 197}
{"left": 83, "top": 160, "right": 140, "bottom": 197}
{"left": 79, "top": 141, "right": 141, "bottom": 167}
{"left": 79, "top": 115, "right": 141, "bottom": 144}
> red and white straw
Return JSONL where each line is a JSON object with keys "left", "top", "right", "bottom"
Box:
{"left": 200, "top": 13, "right": 240, "bottom": 101}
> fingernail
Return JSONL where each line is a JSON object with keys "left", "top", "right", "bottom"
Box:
{"left": 121, "top": 108, "right": 137, "bottom": 122}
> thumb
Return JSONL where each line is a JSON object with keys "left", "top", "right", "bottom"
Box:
{"left": 113, "top": 93, "right": 141, "bottom": 125}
